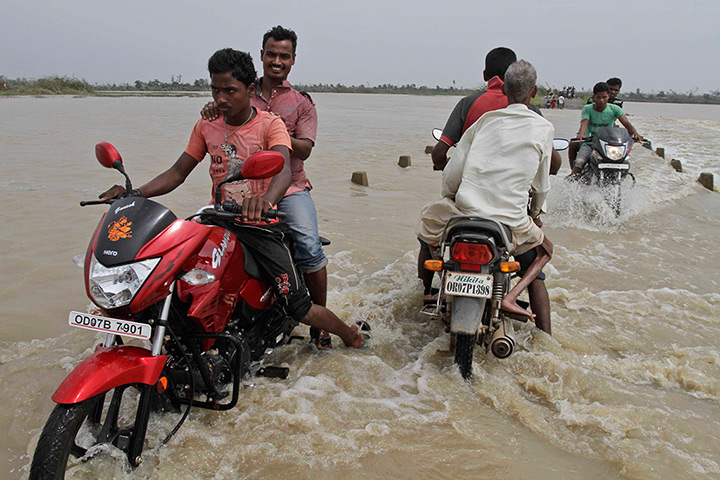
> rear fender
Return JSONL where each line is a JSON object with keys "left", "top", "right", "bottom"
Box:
{"left": 450, "top": 296, "right": 486, "bottom": 335}
{"left": 52, "top": 345, "right": 167, "bottom": 405}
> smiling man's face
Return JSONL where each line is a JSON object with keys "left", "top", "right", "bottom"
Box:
{"left": 261, "top": 38, "right": 295, "bottom": 82}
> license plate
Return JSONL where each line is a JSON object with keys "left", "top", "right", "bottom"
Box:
{"left": 68, "top": 311, "right": 152, "bottom": 340}
{"left": 598, "top": 163, "right": 629, "bottom": 170}
{"left": 444, "top": 271, "right": 492, "bottom": 298}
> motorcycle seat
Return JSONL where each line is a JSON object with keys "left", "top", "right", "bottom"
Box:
{"left": 444, "top": 217, "right": 514, "bottom": 252}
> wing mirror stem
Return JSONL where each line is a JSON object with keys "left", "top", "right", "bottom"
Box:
{"left": 112, "top": 160, "right": 134, "bottom": 194}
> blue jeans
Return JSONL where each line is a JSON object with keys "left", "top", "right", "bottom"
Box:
{"left": 277, "top": 190, "right": 328, "bottom": 274}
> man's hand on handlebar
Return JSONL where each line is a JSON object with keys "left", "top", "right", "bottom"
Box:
{"left": 242, "top": 196, "right": 273, "bottom": 223}
{"left": 99, "top": 185, "right": 127, "bottom": 202}
{"left": 201, "top": 102, "right": 220, "bottom": 121}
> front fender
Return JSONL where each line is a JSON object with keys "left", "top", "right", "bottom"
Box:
{"left": 52, "top": 345, "right": 167, "bottom": 405}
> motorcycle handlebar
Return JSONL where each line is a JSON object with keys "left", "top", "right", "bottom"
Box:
{"left": 220, "top": 200, "right": 287, "bottom": 221}
{"left": 80, "top": 199, "right": 115, "bottom": 206}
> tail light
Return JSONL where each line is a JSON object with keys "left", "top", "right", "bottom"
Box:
{"left": 451, "top": 242, "right": 493, "bottom": 265}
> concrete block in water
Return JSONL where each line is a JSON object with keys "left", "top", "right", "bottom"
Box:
{"left": 670, "top": 159, "right": 683, "bottom": 172}
{"left": 398, "top": 155, "right": 412, "bottom": 168}
{"left": 425, "top": 145, "right": 433, "bottom": 154}
{"left": 656, "top": 147, "right": 665, "bottom": 158}
{"left": 698, "top": 172, "right": 714, "bottom": 191}
{"left": 351, "top": 171, "right": 369, "bottom": 186}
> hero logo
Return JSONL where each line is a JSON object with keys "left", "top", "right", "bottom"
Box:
{"left": 212, "top": 231, "right": 231, "bottom": 269}
{"left": 103, "top": 250, "right": 118, "bottom": 256}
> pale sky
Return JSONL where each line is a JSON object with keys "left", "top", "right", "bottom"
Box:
{"left": 2, "top": 0, "right": 718, "bottom": 93}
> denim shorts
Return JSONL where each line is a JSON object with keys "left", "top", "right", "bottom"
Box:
{"left": 277, "top": 190, "right": 328, "bottom": 274}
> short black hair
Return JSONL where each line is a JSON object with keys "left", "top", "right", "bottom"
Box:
{"left": 263, "top": 25, "right": 298, "bottom": 54}
{"left": 607, "top": 77, "right": 622, "bottom": 88}
{"left": 593, "top": 82, "right": 610, "bottom": 95}
{"left": 485, "top": 47, "right": 517, "bottom": 80}
{"left": 208, "top": 48, "right": 256, "bottom": 87}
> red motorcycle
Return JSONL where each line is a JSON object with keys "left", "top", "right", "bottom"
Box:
{"left": 31, "top": 143, "right": 301, "bottom": 478}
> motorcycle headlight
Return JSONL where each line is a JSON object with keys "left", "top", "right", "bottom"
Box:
{"left": 88, "top": 256, "right": 160, "bottom": 309}
{"left": 603, "top": 144, "right": 626, "bottom": 161}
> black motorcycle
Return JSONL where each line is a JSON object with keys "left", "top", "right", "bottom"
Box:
{"left": 574, "top": 127, "right": 636, "bottom": 216}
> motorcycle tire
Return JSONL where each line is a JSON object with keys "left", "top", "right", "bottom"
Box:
{"left": 30, "top": 384, "right": 151, "bottom": 480}
{"left": 454, "top": 333, "right": 476, "bottom": 380}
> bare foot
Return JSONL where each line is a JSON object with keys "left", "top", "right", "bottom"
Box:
{"left": 343, "top": 324, "right": 366, "bottom": 349}
{"left": 501, "top": 298, "right": 536, "bottom": 322}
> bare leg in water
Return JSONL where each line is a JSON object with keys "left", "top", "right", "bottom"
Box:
{"left": 301, "top": 304, "right": 365, "bottom": 348}
{"left": 417, "top": 242, "right": 436, "bottom": 295}
{"left": 305, "top": 267, "right": 332, "bottom": 344}
{"left": 502, "top": 236, "right": 553, "bottom": 321}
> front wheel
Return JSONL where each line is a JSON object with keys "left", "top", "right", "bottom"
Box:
{"left": 454, "top": 333, "right": 476, "bottom": 380}
{"left": 30, "top": 384, "right": 154, "bottom": 479}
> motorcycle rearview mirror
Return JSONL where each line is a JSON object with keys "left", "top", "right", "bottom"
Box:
{"left": 240, "top": 150, "right": 285, "bottom": 180}
{"left": 552, "top": 138, "right": 570, "bottom": 151}
{"left": 96, "top": 142, "right": 133, "bottom": 193}
{"left": 431, "top": 128, "right": 443, "bottom": 142}
{"left": 95, "top": 142, "right": 124, "bottom": 171}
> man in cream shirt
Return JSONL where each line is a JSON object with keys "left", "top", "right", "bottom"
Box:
{"left": 417, "top": 59, "right": 554, "bottom": 333}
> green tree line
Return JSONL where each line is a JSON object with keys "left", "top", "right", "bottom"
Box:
{"left": 2, "top": 75, "right": 720, "bottom": 104}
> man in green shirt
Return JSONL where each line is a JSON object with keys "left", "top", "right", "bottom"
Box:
{"left": 572, "top": 82, "right": 642, "bottom": 174}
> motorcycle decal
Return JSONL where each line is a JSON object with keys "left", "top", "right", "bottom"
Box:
{"left": 212, "top": 231, "right": 231, "bottom": 269}
{"left": 114, "top": 201, "right": 136, "bottom": 215}
{"left": 275, "top": 273, "right": 290, "bottom": 296}
{"left": 107, "top": 216, "right": 133, "bottom": 241}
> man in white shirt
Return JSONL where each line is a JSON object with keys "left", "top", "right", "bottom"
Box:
{"left": 417, "top": 60, "right": 554, "bottom": 333}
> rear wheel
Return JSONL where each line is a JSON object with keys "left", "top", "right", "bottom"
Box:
{"left": 30, "top": 384, "right": 154, "bottom": 479}
{"left": 454, "top": 333, "right": 476, "bottom": 380}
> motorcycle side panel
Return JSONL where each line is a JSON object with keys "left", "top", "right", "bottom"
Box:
{"left": 176, "top": 226, "right": 273, "bottom": 334}
{"left": 450, "top": 296, "right": 486, "bottom": 335}
{"left": 52, "top": 346, "right": 167, "bottom": 404}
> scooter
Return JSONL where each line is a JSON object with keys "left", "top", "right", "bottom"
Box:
{"left": 30, "top": 143, "right": 304, "bottom": 478}
{"left": 572, "top": 127, "right": 635, "bottom": 216}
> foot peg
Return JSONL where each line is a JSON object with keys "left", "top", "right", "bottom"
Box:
{"left": 258, "top": 366, "right": 289, "bottom": 379}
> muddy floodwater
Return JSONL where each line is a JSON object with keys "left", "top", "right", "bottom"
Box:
{"left": 1, "top": 94, "right": 719, "bottom": 479}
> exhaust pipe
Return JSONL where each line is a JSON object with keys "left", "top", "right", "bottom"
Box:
{"left": 490, "top": 318, "right": 515, "bottom": 358}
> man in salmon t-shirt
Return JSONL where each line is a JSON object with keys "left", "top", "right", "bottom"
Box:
{"left": 202, "top": 26, "right": 331, "bottom": 349}
{"left": 100, "top": 48, "right": 365, "bottom": 349}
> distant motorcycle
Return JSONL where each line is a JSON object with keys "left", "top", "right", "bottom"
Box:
{"left": 573, "top": 127, "right": 636, "bottom": 216}
{"left": 30, "top": 143, "right": 306, "bottom": 478}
